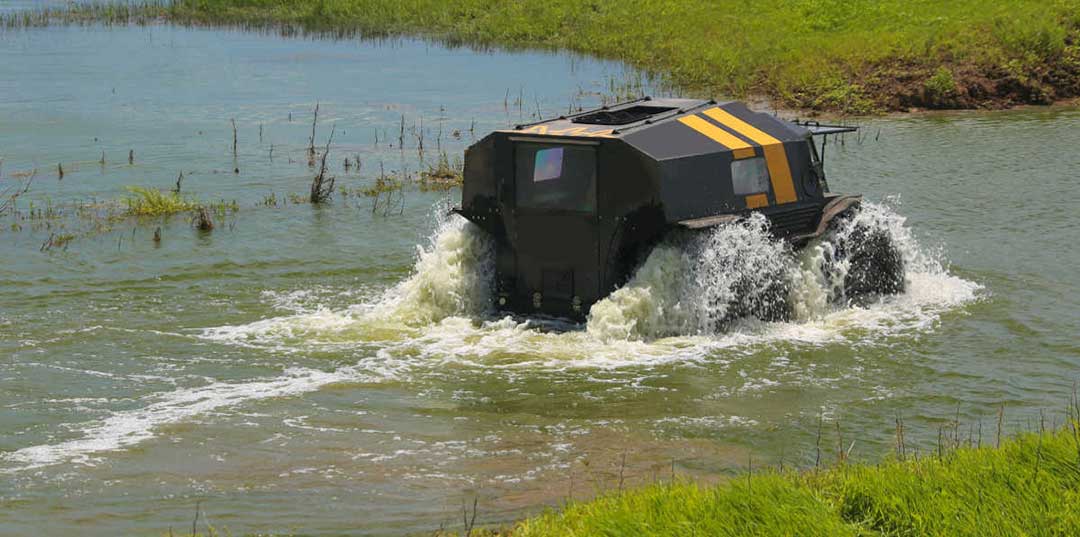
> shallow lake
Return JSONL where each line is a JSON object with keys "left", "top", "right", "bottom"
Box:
{"left": 2, "top": 19, "right": 1079, "bottom": 537}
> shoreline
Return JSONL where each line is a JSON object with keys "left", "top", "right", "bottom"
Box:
{"left": 460, "top": 421, "right": 1080, "bottom": 536}
{"left": 3, "top": 1, "right": 1079, "bottom": 116}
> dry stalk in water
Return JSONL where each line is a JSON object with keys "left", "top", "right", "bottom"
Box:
{"left": 416, "top": 116, "right": 425, "bottom": 158}
{"left": 231, "top": 119, "right": 238, "bottom": 158}
{"left": 461, "top": 497, "right": 478, "bottom": 537}
{"left": 308, "top": 102, "right": 320, "bottom": 158}
{"left": 398, "top": 114, "right": 405, "bottom": 148}
{"left": 815, "top": 413, "right": 824, "bottom": 468}
{"left": 192, "top": 206, "right": 214, "bottom": 231}
{"left": 310, "top": 124, "right": 336, "bottom": 203}
{"left": 0, "top": 169, "right": 36, "bottom": 216}
{"left": 617, "top": 449, "right": 627, "bottom": 492}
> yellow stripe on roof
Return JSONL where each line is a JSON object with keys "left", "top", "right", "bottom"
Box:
{"left": 678, "top": 115, "right": 756, "bottom": 159}
{"left": 703, "top": 107, "right": 798, "bottom": 204}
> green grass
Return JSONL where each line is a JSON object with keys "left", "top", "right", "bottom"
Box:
{"left": 122, "top": 186, "right": 238, "bottom": 217}
{"left": 123, "top": 186, "right": 199, "bottom": 216}
{"left": 502, "top": 426, "right": 1080, "bottom": 536}
{"left": 38, "top": 0, "right": 1080, "bottom": 113}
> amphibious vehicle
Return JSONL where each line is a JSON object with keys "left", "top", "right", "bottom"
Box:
{"left": 456, "top": 97, "right": 903, "bottom": 321}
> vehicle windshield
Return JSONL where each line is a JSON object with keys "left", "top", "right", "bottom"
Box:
{"left": 514, "top": 143, "right": 597, "bottom": 212}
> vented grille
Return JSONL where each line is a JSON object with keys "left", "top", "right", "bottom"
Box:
{"left": 767, "top": 204, "right": 821, "bottom": 237}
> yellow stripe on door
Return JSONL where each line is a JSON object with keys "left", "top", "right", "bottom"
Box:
{"left": 678, "top": 115, "right": 756, "bottom": 159}
{"left": 703, "top": 108, "right": 798, "bottom": 204}
{"left": 745, "top": 193, "right": 769, "bottom": 209}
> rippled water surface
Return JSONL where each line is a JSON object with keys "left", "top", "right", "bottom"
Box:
{"left": 2, "top": 19, "right": 1079, "bottom": 537}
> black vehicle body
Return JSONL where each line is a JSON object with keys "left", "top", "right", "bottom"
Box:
{"left": 457, "top": 97, "right": 868, "bottom": 320}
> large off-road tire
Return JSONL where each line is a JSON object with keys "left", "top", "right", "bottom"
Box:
{"left": 695, "top": 230, "right": 792, "bottom": 330}
{"left": 823, "top": 206, "right": 906, "bottom": 304}
{"left": 729, "top": 270, "right": 791, "bottom": 324}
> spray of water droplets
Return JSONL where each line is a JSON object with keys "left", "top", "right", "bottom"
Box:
{"left": 202, "top": 200, "right": 980, "bottom": 356}
{"left": 588, "top": 201, "right": 971, "bottom": 341}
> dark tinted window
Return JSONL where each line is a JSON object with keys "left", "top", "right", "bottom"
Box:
{"left": 515, "top": 143, "right": 597, "bottom": 212}
{"left": 731, "top": 157, "right": 770, "bottom": 195}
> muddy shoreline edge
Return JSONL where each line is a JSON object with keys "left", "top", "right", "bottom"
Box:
{"left": 4, "top": 1, "right": 1080, "bottom": 116}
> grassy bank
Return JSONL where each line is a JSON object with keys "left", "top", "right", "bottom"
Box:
{"left": 23, "top": 0, "right": 1080, "bottom": 113}
{"left": 160, "top": 423, "right": 1080, "bottom": 535}
{"left": 497, "top": 424, "right": 1080, "bottom": 536}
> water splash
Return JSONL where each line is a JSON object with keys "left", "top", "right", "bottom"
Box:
{"left": 368, "top": 209, "right": 495, "bottom": 325}
{"left": 588, "top": 201, "right": 978, "bottom": 341}
{"left": 202, "top": 209, "right": 494, "bottom": 347}
{"left": 203, "top": 201, "right": 981, "bottom": 360}
{"left": 4, "top": 202, "right": 981, "bottom": 472}
{"left": 588, "top": 213, "right": 791, "bottom": 340}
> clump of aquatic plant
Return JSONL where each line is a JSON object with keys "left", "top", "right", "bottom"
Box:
{"left": 123, "top": 186, "right": 198, "bottom": 216}
{"left": 39, "top": 232, "right": 76, "bottom": 252}
{"left": 361, "top": 164, "right": 406, "bottom": 215}
{"left": 419, "top": 151, "right": 463, "bottom": 192}
{"left": 206, "top": 199, "right": 239, "bottom": 215}
{"left": 261, "top": 192, "right": 280, "bottom": 207}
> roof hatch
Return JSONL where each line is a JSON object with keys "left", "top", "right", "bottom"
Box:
{"left": 571, "top": 105, "right": 676, "bottom": 126}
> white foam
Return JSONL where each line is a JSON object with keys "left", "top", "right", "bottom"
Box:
{"left": 368, "top": 209, "right": 495, "bottom": 325}
{"left": 655, "top": 415, "right": 760, "bottom": 429}
{"left": 1, "top": 366, "right": 380, "bottom": 472}
{"left": 197, "top": 202, "right": 982, "bottom": 370}
{"left": 588, "top": 213, "right": 792, "bottom": 340}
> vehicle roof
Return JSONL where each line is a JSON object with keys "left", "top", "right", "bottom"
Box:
{"left": 506, "top": 97, "right": 811, "bottom": 160}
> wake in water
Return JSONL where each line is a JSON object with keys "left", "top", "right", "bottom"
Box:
{"left": 1, "top": 367, "right": 378, "bottom": 472}
{"left": 204, "top": 199, "right": 980, "bottom": 353}
{"left": 2, "top": 201, "right": 981, "bottom": 472}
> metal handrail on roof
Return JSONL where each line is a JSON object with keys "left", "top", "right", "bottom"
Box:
{"left": 792, "top": 119, "right": 859, "bottom": 136}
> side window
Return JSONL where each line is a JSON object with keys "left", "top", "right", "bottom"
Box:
{"left": 731, "top": 157, "right": 770, "bottom": 195}
{"left": 532, "top": 147, "right": 564, "bottom": 182}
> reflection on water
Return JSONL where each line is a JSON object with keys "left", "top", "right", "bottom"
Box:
{"left": 2, "top": 18, "right": 1080, "bottom": 537}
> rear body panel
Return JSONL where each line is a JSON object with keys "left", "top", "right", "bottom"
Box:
{"left": 458, "top": 98, "right": 845, "bottom": 319}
